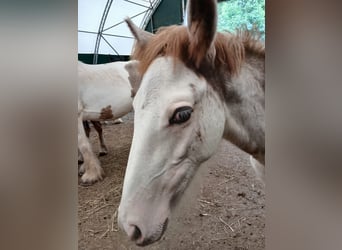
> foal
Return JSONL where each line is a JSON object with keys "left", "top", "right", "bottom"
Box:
{"left": 118, "top": 0, "right": 264, "bottom": 245}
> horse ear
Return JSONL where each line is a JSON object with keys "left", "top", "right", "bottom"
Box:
{"left": 125, "top": 18, "right": 154, "bottom": 48}
{"left": 187, "top": 0, "right": 217, "bottom": 68}
{"left": 124, "top": 60, "right": 142, "bottom": 98}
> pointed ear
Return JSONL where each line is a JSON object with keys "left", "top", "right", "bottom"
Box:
{"left": 124, "top": 60, "right": 142, "bottom": 98}
{"left": 125, "top": 18, "right": 154, "bottom": 48}
{"left": 187, "top": 0, "right": 217, "bottom": 67}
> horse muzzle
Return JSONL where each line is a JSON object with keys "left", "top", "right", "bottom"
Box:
{"left": 118, "top": 204, "right": 169, "bottom": 246}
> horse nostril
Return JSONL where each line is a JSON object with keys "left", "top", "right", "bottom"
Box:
{"left": 131, "top": 225, "right": 142, "bottom": 241}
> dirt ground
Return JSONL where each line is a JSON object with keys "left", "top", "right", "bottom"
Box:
{"left": 78, "top": 112, "right": 265, "bottom": 250}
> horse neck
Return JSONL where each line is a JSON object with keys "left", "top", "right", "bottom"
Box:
{"left": 222, "top": 55, "right": 265, "bottom": 164}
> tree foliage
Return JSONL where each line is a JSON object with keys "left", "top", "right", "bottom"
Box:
{"left": 217, "top": 0, "right": 265, "bottom": 39}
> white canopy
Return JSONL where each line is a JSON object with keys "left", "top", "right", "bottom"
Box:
{"left": 78, "top": 0, "right": 162, "bottom": 57}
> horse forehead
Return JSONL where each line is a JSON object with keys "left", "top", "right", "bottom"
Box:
{"left": 134, "top": 57, "right": 197, "bottom": 108}
{"left": 144, "top": 57, "right": 197, "bottom": 86}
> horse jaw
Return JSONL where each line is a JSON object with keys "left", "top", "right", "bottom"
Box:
{"left": 118, "top": 57, "right": 225, "bottom": 245}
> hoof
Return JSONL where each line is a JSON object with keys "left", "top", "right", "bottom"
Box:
{"left": 98, "top": 151, "right": 108, "bottom": 156}
{"left": 113, "top": 118, "right": 123, "bottom": 124}
{"left": 80, "top": 167, "right": 104, "bottom": 185}
{"left": 99, "top": 146, "right": 108, "bottom": 156}
{"left": 79, "top": 179, "right": 98, "bottom": 186}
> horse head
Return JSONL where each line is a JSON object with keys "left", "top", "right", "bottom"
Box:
{"left": 118, "top": 0, "right": 264, "bottom": 246}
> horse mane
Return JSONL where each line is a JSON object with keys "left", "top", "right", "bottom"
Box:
{"left": 131, "top": 25, "right": 264, "bottom": 76}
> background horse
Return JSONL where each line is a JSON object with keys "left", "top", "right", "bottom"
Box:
{"left": 78, "top": 60, "right": 140, "bottom": 184}
{"left": 117, "top": 0, "right": 265, "bottom": 246}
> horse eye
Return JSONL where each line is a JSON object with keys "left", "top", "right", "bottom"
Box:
{"left": 169, "top": 106, "right": 193, "bottom": 125}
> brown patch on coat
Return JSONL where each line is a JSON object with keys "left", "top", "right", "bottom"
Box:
{"left": 99, "top": 105, "right": 114, "bottom": 120}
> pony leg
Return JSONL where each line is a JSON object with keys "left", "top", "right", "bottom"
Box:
{"left": 249, "top": 155, "right": 265, "bottom": 184}
{"left": 91, "top": 121, "right": 108, "bottom": 156}
{"left": 83, "top": 120, "right": 91, "bottom": 137}
{"left": 78, "top": 112, "right": 104, "bottom": 184}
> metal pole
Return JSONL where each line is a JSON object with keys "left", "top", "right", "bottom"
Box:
{"left": 93, "top": 0, "right": 114, "bottom": 64}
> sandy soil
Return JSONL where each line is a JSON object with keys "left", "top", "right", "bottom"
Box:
{"left": 78, "top": 112, "right": 265, "bottom": 250}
